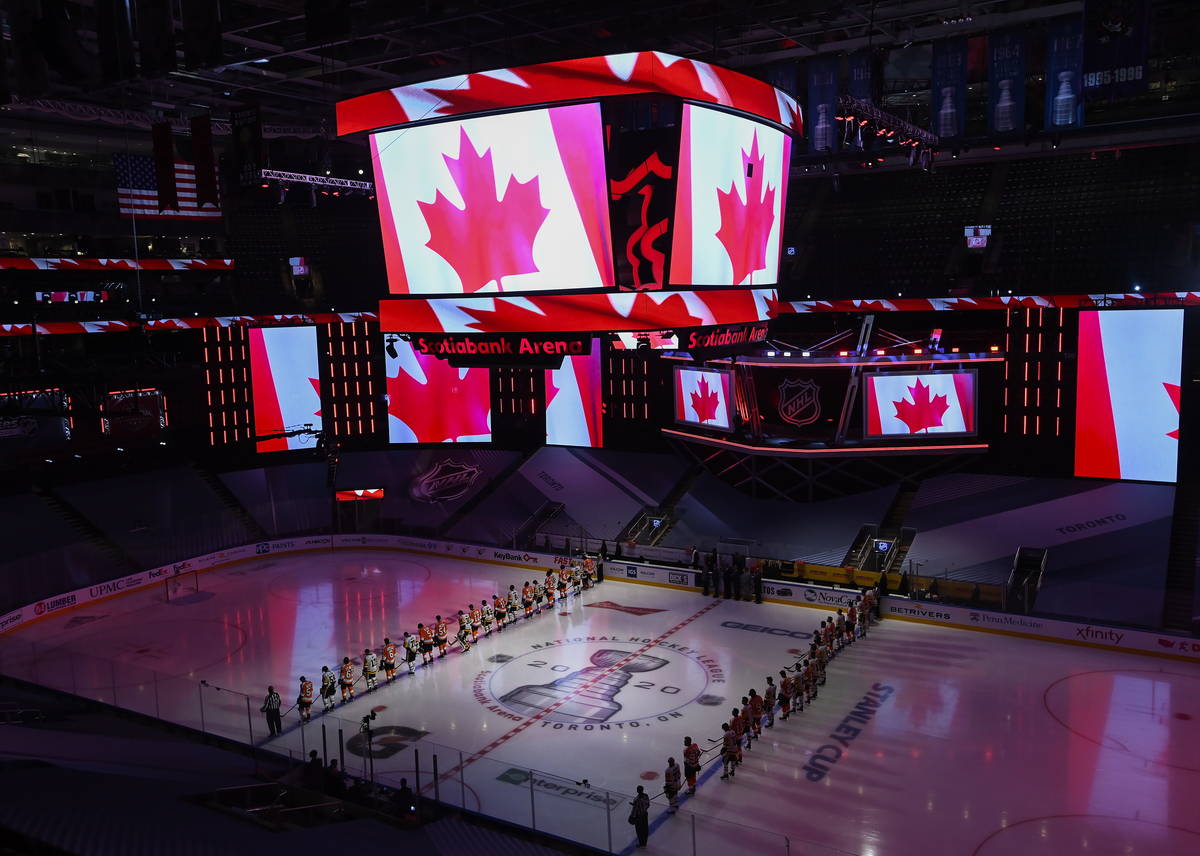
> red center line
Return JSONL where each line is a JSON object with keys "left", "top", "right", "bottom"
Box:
{"left": 423, "top": 598, "right": 723, "bottom": 790}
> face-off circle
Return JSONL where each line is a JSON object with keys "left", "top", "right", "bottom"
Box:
{"left": 486, "top": 639, "right": 718, "bottom": 726}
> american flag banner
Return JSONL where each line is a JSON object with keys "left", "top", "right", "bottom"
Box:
{"left": 113, "top": 153, "right": 221, "bottom": 219}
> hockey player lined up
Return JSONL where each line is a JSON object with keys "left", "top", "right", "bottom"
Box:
{"left": 730, "top": 705, "right": 747, "bottom": 758}
{"left": 320, "top": 665, "right": 337, "bottom": 712}
{"left": 506, "top": 585, "right": 519, "bottom": 625}
{"left": 557, "top": 566, "right": 569, "bottom": 601}
{"left": 434, "top": 616, "right": 449, "bottom": 657}
{"left": 763, "top": 677, "right": 777, "bottom": 728}
{"left": 682, "top": 737, "right": 701, "bottom": 795}
{"left": 362, "top": 648, "right": 380, "bottom": 691}
{"left": 469, "top": 603, "right": 482, "bottom": 642}
{"left": 747, "top": 689, "right": 764, "bottom": 739}
{"left": 298, "top": 675, "right": 315, "bottom": 722}
{"left": 739, "top": 698, "right": 754, "bottom": 749}
{"left": 382, "top": 638, "right": 399, "bottom": 682}
{"left": 454, "top": 611, "right": 473, "bottom": 652}
{"left": 845, "top": 602, "right": 858, "bottom": 644}
{"left": 719, "top": 723, "right": 738, "bottom": 780}
{"left": 778, "top": 670, "right": 793, "bottom": 719}
{"left": 544, "top": 573, "right": 556, "bottom": 611}
{"left": 663, "top": 757, "right": 681, "bottom": 813}
{"left": 482, "top": 598, "right": 495, "bottom": 635}
{"left": 492, "top": 593, "right": 506, "bottom": 631}
{"left": 533, "top": 578, "right": 544, "bottom": 614}
{"left": 522, "top": 582, "right": 535, "bottom": 619}
{"left": 339, "top": 657, "right": 356, "bottom": 702}
{"left": 834, "top": 610, "right": 847, "bottom": 649}
{"left": 417, "top": 623, "right": 434, "bottom": 665}
{"left": 403, "top": 631, "right": 419, "bottom": 674}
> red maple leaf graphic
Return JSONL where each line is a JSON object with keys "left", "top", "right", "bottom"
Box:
{"left": 545, "top": 367, "right": 561, "bottom": 410}
{"left": 1165, "top": 382, "right": 1181, "bottom": 439}
{"left": 627, "top": 292, "right": 705, "bottom": 329}
{"left": 764, "top": 294, "right": 797, "bottom": 318}
{"left": 309, "top": 377, "right": 323, "bottom": 419}
{"left": 690, "top": 375, "right": 721, "bottom": 423}
{"left": 387, "top": 354, "right": 491, "bottom": 442}
{"left": 893, "top": 379, "right": 950, "bottom": 434}
{"left": 715, "top": 131, "right": 776, "bottom": 284}
{"left": 417, "top": 127, "right": 550, "bottom": 293}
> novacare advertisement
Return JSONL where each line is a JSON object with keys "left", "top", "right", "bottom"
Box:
{"left": 882, "top": 598, "right": 1200, "bottom": 663}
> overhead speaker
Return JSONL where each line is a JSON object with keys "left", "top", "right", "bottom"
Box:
{"left": 96, "top": 0, "right": 136, "bottom": 82}
{"left": 305, "top": 0, "right": 352, "bottom": 45}
{"left": 136, "top": 0, "right": 177, "bottom": 77}
{"left": 181, "top": 0, "right": 223, "bottom": 69}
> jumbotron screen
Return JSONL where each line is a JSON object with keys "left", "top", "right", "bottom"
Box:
{"left": 673, "top": 366, "right": 734, "bottom": 432}
{"left": 545, "top": 341, "right": 603, "bottom": 448}
{"left": 669, "top": 104, "right": 790, "bottom": 286}
{"left": 1075, "top": 309, "right": 1182, "bottom": 483}
{"left": 249, "top": 327, "right": 323, "bottom": 453}
{"left": 369, "top": 102, "right": 614, "bottom": 295}
{"left": 864, "top": 371, "right": 976, "bottom": 439}
{"left": 384, "top": 335, "right": 492, "bottom": 443}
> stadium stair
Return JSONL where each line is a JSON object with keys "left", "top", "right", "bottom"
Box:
{"left": 438, "top": 449, "right": 536, "bottom": 539}
{"left": 191, "top": 463, "right": 271, "bottom": 541}
{"left": 1162, "top": 483, "right": 1200, "bottom": 634}
{"left": 32, "top": 485, "right": 142, "bottom": 576}
{"left": 616, "top": 461, "right": 705, "bottom": 546}
{"left": 841, "top": 524, "right": 879, "bottom": 569}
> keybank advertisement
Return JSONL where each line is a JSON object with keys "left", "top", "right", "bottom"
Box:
{"left": 6, "top": 533, "right": 1200, "bottom": 665}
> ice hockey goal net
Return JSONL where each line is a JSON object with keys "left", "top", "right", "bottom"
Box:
{"left": 165, "top": 570, "right": 200, "bottom": 601}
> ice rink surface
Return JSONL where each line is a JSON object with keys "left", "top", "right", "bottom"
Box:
{"left": 5, "top": 548, "right": 1200, "bottom": 855}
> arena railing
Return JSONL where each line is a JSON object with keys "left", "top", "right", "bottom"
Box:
{"left": 0, "top": 633, "right": 828, "bottom": 855}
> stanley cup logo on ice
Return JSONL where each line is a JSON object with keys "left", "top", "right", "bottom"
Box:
{"left": 500, "top": 649, "right": 668, "bottom": 723}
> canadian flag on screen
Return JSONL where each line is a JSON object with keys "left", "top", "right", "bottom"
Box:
{"left": 545, "top": 347, "right": 603, "bottom": 447}
{"left": 674, "top": 369, "right": 732, "bottom": 430}
{"left": 1075, "top": 310, "right": 1182, "bottom": 482}
{"left": 249, "top": 327, "right": 322, "bottom": 452}
{"left": 370, "top": 103, "right": 614, "bottom": 295}
{"left": 865, "top": 373, "right": 975, "bottom": 437}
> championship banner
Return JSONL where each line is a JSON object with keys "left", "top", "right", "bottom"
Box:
{"left": 806, "top": 55, "right": 838, "bottom": 154}
{"left": 847, "top": 50, "right": 875, "bottom": 103}
{"left": 987, "top": 32, "right": 1027, "bottom": 136}
{"left": 1084, "top": 0, "right": 1150, "bottom": 100}
{"left": 931, "top": 38, "right": 968, "bottom": 140}
{"left": 1045, "top": 17, "right": 1085, "bottom": 130}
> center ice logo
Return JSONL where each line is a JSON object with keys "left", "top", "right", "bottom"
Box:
{"left": 485, "top": 639, "right": 722, "bottom": 727}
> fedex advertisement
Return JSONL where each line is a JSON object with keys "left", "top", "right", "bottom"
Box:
{"left": 1075, "top": 309, "right": 1182, "bottom": 483}
{"left": 249, "top": 327, "right": 323, "bottom": 452}
{"left": 864, "top": 372, "right": 976, "bottom": 438}
{"left": 673, "top": 366, "right": 734, "bottom": 432}
{"left": 384, "top": 334, "right": 491, "bottom": 444}
{"left": 669, "top": 104, "right": 790, "bottom": 287}
{"left": 369, "top": 102, "right": 614, "bottom": 296}
{"left": 545, "top": 341, "right": 604, "bottom": 448}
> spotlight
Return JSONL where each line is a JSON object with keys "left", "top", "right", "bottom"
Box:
{"left": 767, "top": 351, "right": 777, "bottom": 357}
{"left": 782, "top": 352, "right": 792, "bottom": 357}
{"left": 875, "top": 349, "right": 885, "bottom": 356}
{"left": 801, "top": 351, "right": 811, "bottom": 358}
{"left": 989, "top": 345, "right": 1000, "bottom": 352}
{"left": 838, "top": 350, "right": 849, "bottom": 357}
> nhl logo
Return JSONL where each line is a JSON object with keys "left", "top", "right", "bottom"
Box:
{"left": 778, "top": 379, "right": 820, "bottom": 427}
{"left": 410, "top": 458, "right": 482, "bottom": 503}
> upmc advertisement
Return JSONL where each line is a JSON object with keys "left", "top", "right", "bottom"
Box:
{"left": 370, "top": 103, "right": 614, "bottom": 296}
{"left": 1075, "top": 309, "right": 1183, "bottom": 483}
